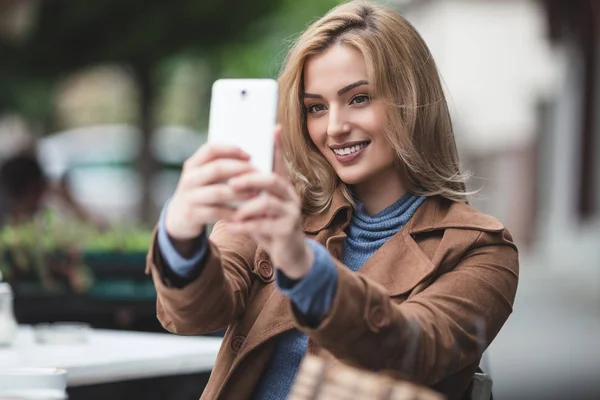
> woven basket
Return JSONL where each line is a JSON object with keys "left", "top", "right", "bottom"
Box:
{"left": 288, "top": 355, "right": 445, "bottom": 400}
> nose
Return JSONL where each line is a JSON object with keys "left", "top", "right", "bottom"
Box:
{"left": 326, "top": 105, "right": 351, "bottom": 138}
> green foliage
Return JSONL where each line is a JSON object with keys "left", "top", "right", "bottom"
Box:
{"left": 84, "top": 224, "right": 153, "bottom": 254}
{"left": 155, "top": 56, "right": 210, "bottom": 129}
{"left": 0, "top": 0, "right": 281, "bottom": 125}
{"left": 195, "top": 0, "right": 343, "bottom": 127}
{"left": 16, "top": 0, "right": 282, "bottom": 75}
{"left": 0, "top": 0, "right": 345, "bottom": 128}
{"left": 0, "top": 208, "right": 153, "bottom": 291}
{"left": 214, "top": 0, "right": 344, "bottom": 79}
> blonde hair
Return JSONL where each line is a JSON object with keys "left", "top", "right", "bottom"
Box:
{"left": 278, "top": 0, "right": 469, "bottom": 214}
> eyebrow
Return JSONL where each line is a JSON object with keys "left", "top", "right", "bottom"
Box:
{"left": 303, "top": 80, "right": 369, "bottom": 99}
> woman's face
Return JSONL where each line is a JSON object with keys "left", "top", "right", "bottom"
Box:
{"left": 303, "top": 44, "right": 398, "bottom": 187}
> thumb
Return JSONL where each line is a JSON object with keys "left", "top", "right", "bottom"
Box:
{"left": 272, "top": 124, "right": 288, "bottom": 178}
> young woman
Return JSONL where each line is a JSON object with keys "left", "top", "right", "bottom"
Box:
{"left": 146, "top": 1, "right": 519, "bottom": 399}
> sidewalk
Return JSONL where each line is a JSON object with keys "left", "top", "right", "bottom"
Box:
{"left": 486, "top": 263, "right": 600, "bottom": 399}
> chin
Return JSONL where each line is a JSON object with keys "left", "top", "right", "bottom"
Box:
{"left": 335, "top": 169, "right": 370, "bottom": 186}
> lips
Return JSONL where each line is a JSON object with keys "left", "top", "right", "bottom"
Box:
{"left": 329, "top": 141, "right": 370, "bottom": 155}
{"left": 330, "top": 141, "right": 370, "bottom": 163}
{"left": 329, "top": 140, "right": 370, "bottom": 150}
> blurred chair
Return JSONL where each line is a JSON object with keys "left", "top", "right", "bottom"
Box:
{"left": 470, "top": 371, "right": 493, "bottom": 400}
{"left": 470, "top": 352, "right": 493, "bottom": 400}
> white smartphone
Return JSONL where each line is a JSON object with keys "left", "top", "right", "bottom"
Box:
{"left": 207, "top": 79, "right": 278, "bottom": 175}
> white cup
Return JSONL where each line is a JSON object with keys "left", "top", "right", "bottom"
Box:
{"left": 0, "top": 367, "right": 68, "bottom": 399}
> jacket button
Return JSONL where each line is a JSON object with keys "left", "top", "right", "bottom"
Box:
{"left": 230, "top": 335, "right": 245, "bottom": 354}
{"left": 369, "top": 306, "right": 388, "bottom": 329}
{"left": 258, "top": 260, "right": 274, "bottom": 280}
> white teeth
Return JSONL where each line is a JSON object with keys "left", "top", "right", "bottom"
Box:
{"left": 333, "top": 143, "right": 367, "bottom": 156}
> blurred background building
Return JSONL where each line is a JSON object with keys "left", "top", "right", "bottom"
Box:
{"left": 404, "top": 0, "right": 599, "bottom": 297}
{"left": 401, "top": 1, "right": 600, "bottom": 398}
{"left": 0, "top": 0, "right": 598, "bottom": 399}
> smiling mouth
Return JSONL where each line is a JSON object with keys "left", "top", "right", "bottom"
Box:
{"left": 330, "top": 141, "right": 370, "bottom": 156}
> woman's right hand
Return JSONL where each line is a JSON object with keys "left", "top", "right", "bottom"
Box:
{"left": 164, "top": 143, "right": 256, "bottom": 245}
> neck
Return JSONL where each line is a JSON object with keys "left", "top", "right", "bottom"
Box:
{"left": 351, "top": 169, "right": 406, "bottom": 215}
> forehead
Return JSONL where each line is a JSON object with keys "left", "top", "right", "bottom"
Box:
{"left": 303, "top": 44, "right": 368, "bottom": 93}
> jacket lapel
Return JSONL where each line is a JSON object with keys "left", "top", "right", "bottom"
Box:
{"left": 240, "top": 286, "right": 296, "bottom": 358}
{"left": 237, "top": 192, "right": 352, "bottom": 360}
{"left": 358, "top": 230, "right": 436, "bottom": 296}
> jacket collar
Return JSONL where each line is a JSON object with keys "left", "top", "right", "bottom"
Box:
{"left": 302, "top": 187, "right": 505, "bottom": 234}
{"left": 302, "top": 186, "right": 352, "bottom": 233}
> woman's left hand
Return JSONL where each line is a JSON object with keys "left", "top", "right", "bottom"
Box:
{"left": 226, "top": 125, "right": 314, "bottom": 279}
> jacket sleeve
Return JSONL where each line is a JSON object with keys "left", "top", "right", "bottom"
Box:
{"left": 156, "top": 201, "right": 208, "bottom": 279}
{"left": 145, "top": 220, "right": 257, "bottom": 335}
{"left": 291, "top": 229, "right": 519, "bottom": 386}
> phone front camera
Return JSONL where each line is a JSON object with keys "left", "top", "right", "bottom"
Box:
{"left": 241, "top": 90, "right": 247, "bottom": 96}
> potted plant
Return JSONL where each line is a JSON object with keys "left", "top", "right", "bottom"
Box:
{"left": 0, "top": 208, "right": 153, "bottom": 296}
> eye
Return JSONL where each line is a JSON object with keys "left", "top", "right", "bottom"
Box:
{"left": 350, "top": 94, "right": 370, "bottom": 105}
{"left": 307, "top": 104, "right": 327, "bottom": 113}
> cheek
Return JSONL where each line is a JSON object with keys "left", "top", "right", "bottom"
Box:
{"left": 365, "top": 109, "right": 387, "bottom": 135}
{"left": 358, "top": 101, "right": 387, "bottom": 134}
{"left": 306, "top": 119, "right": 327, "bottom": 148}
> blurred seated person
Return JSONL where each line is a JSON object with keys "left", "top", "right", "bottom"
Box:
{"left": 0, "top": 152, "right": 106, "bottom": 229}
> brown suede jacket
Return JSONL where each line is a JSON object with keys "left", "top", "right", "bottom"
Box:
{"left": 146, "top": 191, "right": 519, "bottom": 400}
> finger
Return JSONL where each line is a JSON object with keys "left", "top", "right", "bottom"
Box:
{"left": 173, "top": 201, "right": 237, "bottom": 227}
{"left": 228, "top": 219, "right": 285, "bottom": 236}
{"left": 228, "top": 172, "right": 289, "bottom": 200}
{"left": 228, "top": 221, "right": 271, "bottom": 243}
{"left": 253, "top": 233, "right": 271, "bottom": 244}
{"left": 228, "top": 219, "right": 267, "bottom": 234}
{"left": 186, "top": 143, "right": 250, "bottom": 168}
{"left": 187, "top": 184, "right": 259, "bottom": 206}
{"left": 272, "top": 125, "right": 289, "bottom": 179}
{"left": 193, "top": 205, "right": 237, "bottom": 224}
{"left": 232, "top": 193, "right": 287, "bottom": 221}
{"left": 183, "top": 159, "right": 255, "bottom": 187}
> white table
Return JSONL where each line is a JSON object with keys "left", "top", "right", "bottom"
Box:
{"left": 0, "top": 326, "right": 222, "bottom": 387}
